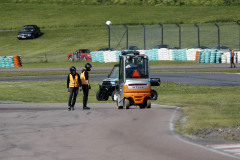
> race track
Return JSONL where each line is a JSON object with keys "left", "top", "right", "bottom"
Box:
{"left": 1, "top": 73, "right": 240, "bottom": 86}
{"left": 0, "top": 103, "right": 239, "bottom": 160}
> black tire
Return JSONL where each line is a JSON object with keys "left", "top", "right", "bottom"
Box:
{"left": 151, "top": 89, "right": 158, "bottom": 100}
{"left": 116, "top": 96, "right": 123, "bottom": 109}
{"left": 111, "top": 90, "right": 117, "bottom": 101}
{"left": 96, "top": 90, "right": 102, "bottom": 101}
{"left": 124, "top": 99, "right": 130, "bottom": 109}
{"left": 139, "top": 104, "right": 145, "bottom": 109}
{"left": 96, "top": 90, "right": 108, "bottom": 101}
{"left": 146, "top": 99, "right": 151, "bottom": 108}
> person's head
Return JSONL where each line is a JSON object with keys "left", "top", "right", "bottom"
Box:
{"left": 70, "top": 66, "right": 76, "bottom": 75}
{"left": 85, "top": 63, "right": 92, "bottom": 71}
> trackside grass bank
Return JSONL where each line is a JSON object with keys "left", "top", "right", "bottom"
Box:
{"left": 1, "top": 3, "right": 240, "bottom": 57}
{"left": 0, "top": 80, "right": 240, "bottom": 140}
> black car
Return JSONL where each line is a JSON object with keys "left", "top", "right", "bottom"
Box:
{"left": 153, "top": 44, "right": 170, "bottom": 49}
{"left": 122, "top": 46, "right": 139, "bottom": 50}
{"left": 211, "top": 45, "right": 231, "bottom": 50}
{"left": 17, "top": 25, "right": 41, "bottom": 40}
{"left": 98, "top": 48, "right": 116, "bottom": 51}
{"left": 192, "top": 46, "right": 209, "bottom": 49}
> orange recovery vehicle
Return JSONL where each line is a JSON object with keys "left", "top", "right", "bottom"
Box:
{"left": 116, "top": 51, "right": 152, "bottom": 109}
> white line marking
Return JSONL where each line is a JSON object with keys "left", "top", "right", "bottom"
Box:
{"left": 208, "top": 144, "right": 240, "bottom": 149}
{"left": 224, "top": 149, "right": 240, "bottom": 153}
{"left": 168, "top": 106, "right": 240, "bottom": 159}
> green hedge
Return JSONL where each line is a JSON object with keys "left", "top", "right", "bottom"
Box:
{"left": 3, "top": 0, "right": 240, "bottom": 6}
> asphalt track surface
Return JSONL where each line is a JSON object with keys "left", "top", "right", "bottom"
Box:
{"left": 1, "top": 65, "right": 240, "bottom": 159}
{"left": 0, "top": 102, "right": 239, "bottom": 160}
{"left": 1, "top": 73, "right": 240, "bottom": 86}
{"left": 0, "top": 64, "right": 240, "bottom": 86}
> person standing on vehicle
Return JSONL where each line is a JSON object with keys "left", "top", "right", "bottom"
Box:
{"left": 80, "top": 63, "right": 92, "bottom": 110}
{"left": 67, "top": 66, "right": 82, "bottom": 111}
{"left": 229, "top": 48, "right": 236, "bottom": 68}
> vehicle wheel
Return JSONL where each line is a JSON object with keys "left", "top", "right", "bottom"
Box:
{"left": 103, "top": 93, "right": 109, "bottom": 101}
{"left": 96, "top": 90, "right": 102, "bottom": 101}
{"left": 124, "top": 99, "right": 130, "bottom": 109}
{"left": 116, "top": 98, "right": 123, "bottom": 109}
{"left": 111, "top": 90, "right": 117, "bottom": 101}
{"left": 151, "top": 89, "right": 158, "bottom": 100}
{"left": 96, "top": 90, "right": 108, "bottom": 101}
{"left": 68, "top": 56, "right": 73, "bottom": 61}
{"left": 139, "top": 104, "right": 145, "bottom": 109}
{"left": 81, "top": 56, "right": 87, "bottom": 61}
{"left": 146, "top": 99, "right": 151, "bottom": 108}
{"left": 117, "top": 106, "right": 123, "bottom": 109}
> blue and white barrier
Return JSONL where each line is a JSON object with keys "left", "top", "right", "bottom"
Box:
{"left": 90, "top": 49, "right": 239, "bottom": 64}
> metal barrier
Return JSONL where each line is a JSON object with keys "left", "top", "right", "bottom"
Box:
{"left": 107, "top": 22, "right": 240, "bottom": 51}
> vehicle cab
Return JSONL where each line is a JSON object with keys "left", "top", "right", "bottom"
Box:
{"left": 116, "top": 51, "right": 151, "bottom": 109}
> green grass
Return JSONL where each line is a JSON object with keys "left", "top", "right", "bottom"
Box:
{"left": 155, "top": 82, "right": 240, "bottom": 139}
{"left": 0, "top": 71, "right": 109, "bottom": 77}
{"left": 0, "top": 80, "right": 108, "bottom": 103}
{"left": 1, "top": 4, "right": 239, "bottom": 30}
{"left": 0, "top": 3, "right": 240, "bottom": 57}
{"left": 1, "top": 80, "right": 240, "bottom": 140}
{"left": 18, "top": 61, "right": 119, "bottom": 68}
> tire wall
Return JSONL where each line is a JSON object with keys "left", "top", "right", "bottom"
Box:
{"left": 0, "top": 56, "right": 22, "bottom": 68}
{"left": 90, "top": 49, "right": 238, "bottom": 63}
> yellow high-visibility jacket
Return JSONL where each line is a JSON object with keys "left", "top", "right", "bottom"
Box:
{"left": 81, "top": 71, "right": 89, "bottom": 85}
{"left": 69, "top": 74, "right": 79, "bottom": 88}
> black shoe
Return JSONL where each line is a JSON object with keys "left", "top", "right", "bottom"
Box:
{"left": 83, "top": 106, "right": 90, "bottom": 110}
{"left": 68, "top": 106, "right": 71, "bottom": 111}
{"left": 71, "top": 106, "right": 74, "bottom": 110}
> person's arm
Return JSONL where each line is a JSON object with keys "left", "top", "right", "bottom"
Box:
{"left": 78, "top": 73, "right": 82, "bottom": 87}
{"left": 67, "top": 74, "right": 70, "bottom": 88}
{"left": 85, "top": 71, "right": 91, "bottom": 88}
{"left": 85, "top": 71, "right": 89, "bottom": 80}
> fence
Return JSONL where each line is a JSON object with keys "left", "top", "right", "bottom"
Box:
{"left": 108, "top": 22, "right": 240, "bottom": 51}
{"left": 21, "top": 53, "right": 69, "bottom": 64}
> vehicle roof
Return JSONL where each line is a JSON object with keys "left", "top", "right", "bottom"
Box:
{"left": 121, "top": 54, "right": 146, "bottom": 58}
{"left": 22, "top": 25, "right": 38, "bottom": 27}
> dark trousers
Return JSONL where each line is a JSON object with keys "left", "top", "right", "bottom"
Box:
{"left": 231, "top": 58, "right": 236, "bottom": 68}
{"left": 82, "top": 85, "right": 89, "bottom": 107}
{"left": 68, "top": 87, "right": 79, "bottom": 107}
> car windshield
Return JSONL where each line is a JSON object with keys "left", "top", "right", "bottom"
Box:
{"left": 125, "top": 56, "right": 149, "bottom": 79}
{"left": 21, "top": 26, "right": 34, "bottom": 32}
{"left": 81, "top": 50, "right": 90, "bottom": 53}
{"left": 155, "top": 45, "right": 169, "bottom": 49}
{"left": 109, "top": 65, "right": 119, "bottom": 78}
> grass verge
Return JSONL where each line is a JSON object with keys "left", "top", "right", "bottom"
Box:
{"left": 1, "top": 3, "right": 240, "bottom": 57}
{"left": 1, "top": 69, "right": 240, "bottom": 77}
